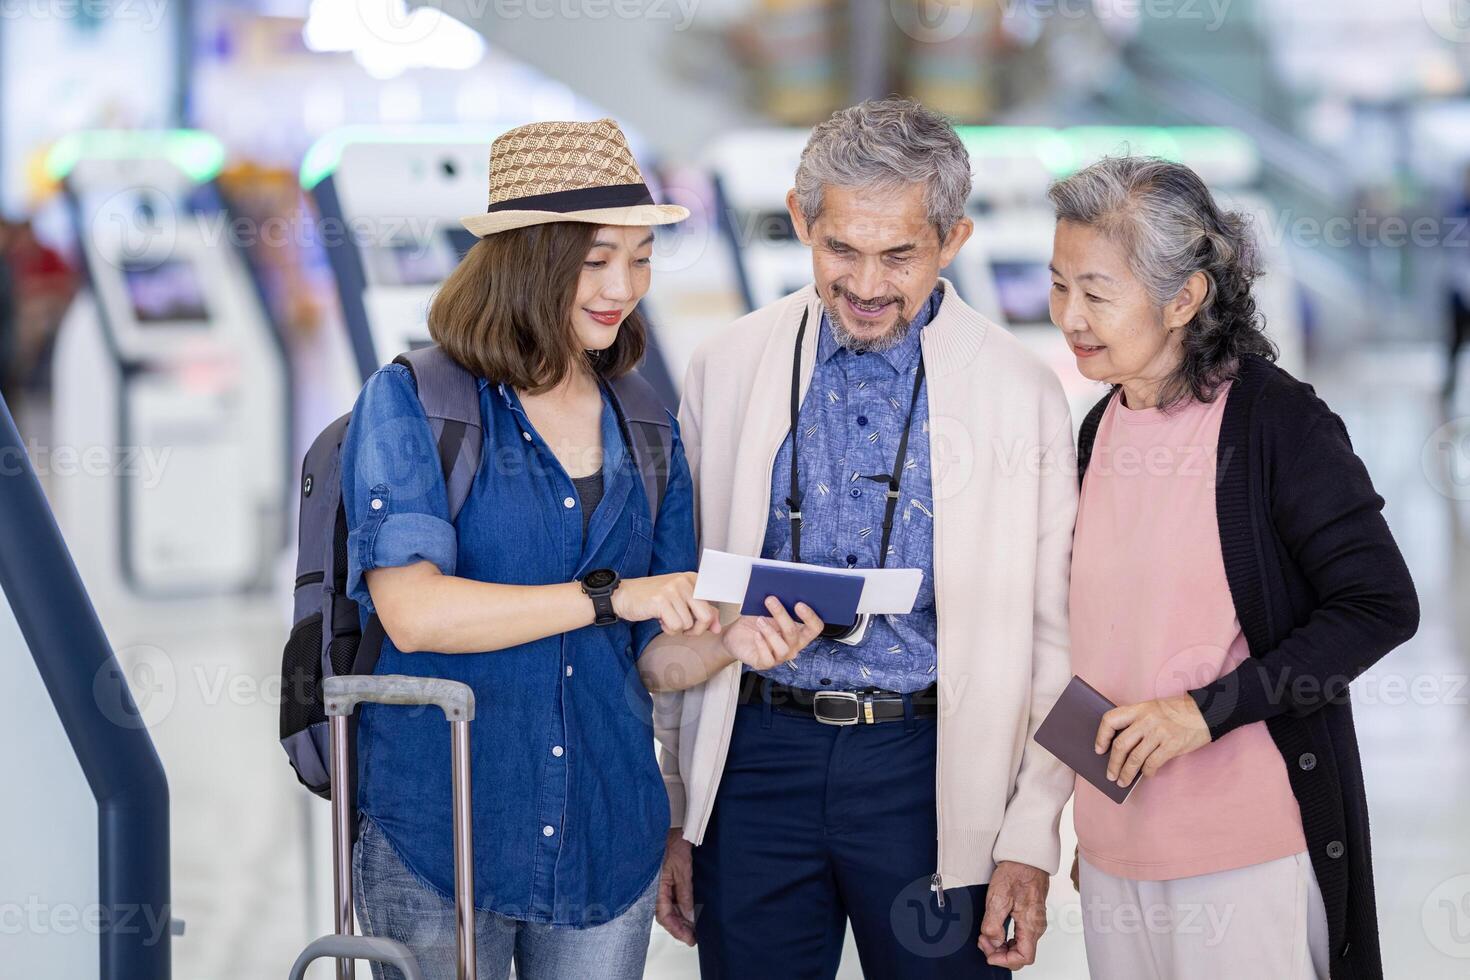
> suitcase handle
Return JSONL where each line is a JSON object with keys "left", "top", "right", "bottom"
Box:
{"left": 323, "top": 674, "right": 475, "bottom": 721}
{"left": 319, "top": 674, "right": 478, "bottom": 980}
{"left": 288, "top": 935, "right": 425, "bottom": 980}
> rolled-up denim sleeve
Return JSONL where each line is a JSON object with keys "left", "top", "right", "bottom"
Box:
{"left": 633, "top": 418, "right": 698, "bottom": 659}
{"left": 340, "top": 364, "right": 458, "bottom": 614}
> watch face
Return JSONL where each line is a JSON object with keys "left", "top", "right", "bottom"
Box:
{"left": 585, "top": 568, "right": 617, "bottom": 590}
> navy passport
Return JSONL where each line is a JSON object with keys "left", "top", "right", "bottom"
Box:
{"left": 1033, "top": 675, "right": 1136, "bottom": 805}
{"left": 741, "top": 564, "right": 864, "bottom": 627}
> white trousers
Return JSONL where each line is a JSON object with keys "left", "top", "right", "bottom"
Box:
{"left": 1078, "top": 851, "right": 1331, "bottom": 980}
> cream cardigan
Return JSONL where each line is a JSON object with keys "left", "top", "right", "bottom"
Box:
{"left": 656, "top": 279, "right": 1077, "bottom": 888}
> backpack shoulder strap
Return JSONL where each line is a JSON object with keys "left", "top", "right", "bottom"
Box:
{"left": 1075, "top": 389, "right": 1115, "bottom": 489}
{"left": 393, "top": 346, "right": 483, "bottom": 521}
{"left": 608, "top": 369, "right": 674, "bottom": 526}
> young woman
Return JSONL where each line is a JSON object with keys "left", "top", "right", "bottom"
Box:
{"left": 340, "top": 118, "right": 719, "bottom": 980}
{"left": 1048, "top": 156, "right": 1418, "bottom": 980}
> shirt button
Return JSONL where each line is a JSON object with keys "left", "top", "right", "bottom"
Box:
{"left": 566, "top": 664, "right": 573, "bottom": 677}
{"left": 542, "top": 825, "right": 555, "bottom": 837}
{"left": 1298, "top": 752, "right": 1317, "bottom": 771}
{"left": 849, "top": 488, "right": 861, "bottom": 498}
{"left": 563, "top": 496, "right": 575, "bottom": 509}
{"left": 1325, "top": 840, "right": 1345, "bottom": 860}
{"left": 856, "top": 415, "right": 868, "bottom": 427}
{"left": 370, "top": 498, "right": 383, "bottom": 511}
{"left": 552, "top": 746, "right": 564, "bottom": 757}
{"left": 819, "top": 678, "right": 831, "bottom": 685}
{"left": 846, "top": 554, "right": 858, "bottom": 566}
{"left": 522, "top": 431, "right": 532, "bottom": 442}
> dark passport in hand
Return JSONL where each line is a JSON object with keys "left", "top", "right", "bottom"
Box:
{"left": 1034, "top": 675, "right": 1137, "bottom": 805}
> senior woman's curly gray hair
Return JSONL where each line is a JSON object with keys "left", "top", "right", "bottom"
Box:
{"left": 1047, "top": 156, "right": 1276, "bottom": 409}
{"left": 794, "top": 98, "right": 972, "bottom": 241}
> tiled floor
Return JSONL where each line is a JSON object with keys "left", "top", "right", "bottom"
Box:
{"left": 52, "top": 343, "right": 1470, "bottom": 978}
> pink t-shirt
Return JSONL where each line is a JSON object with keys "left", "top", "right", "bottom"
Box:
{"left": 1070, "top": 383, "right": 1306, "bottom": 880}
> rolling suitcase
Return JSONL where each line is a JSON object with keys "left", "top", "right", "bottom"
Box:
{"left": 288, "top": 675, "right": 478, "bottom": 980}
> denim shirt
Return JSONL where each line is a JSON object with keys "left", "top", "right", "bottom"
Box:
{"left": 341, "top": 363, "right": 696, "bottom": 926}
{"left": 756, "top": 286, "right": 942, "bottom": 693}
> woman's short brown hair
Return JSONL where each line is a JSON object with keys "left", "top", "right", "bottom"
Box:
{"left": 428, "top": 221, "right": 647, "bottom": 392}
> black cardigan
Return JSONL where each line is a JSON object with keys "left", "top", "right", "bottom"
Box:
{"left": 1076, "top": 354, "right": 1419, "bottom": 980}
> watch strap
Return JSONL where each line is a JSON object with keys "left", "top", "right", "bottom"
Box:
{"left": 588, "top": 588, "right": 618, "bottom": 626}
{"left": 581, "top": 571, "right": 620, "bottom": 626}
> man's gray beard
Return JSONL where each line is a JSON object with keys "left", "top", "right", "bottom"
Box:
{"left": 823, "top": 300, "right": 913, "bottom": 354}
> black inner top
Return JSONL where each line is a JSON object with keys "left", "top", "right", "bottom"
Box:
{"left": 571, "top": 469, "right": 604, "bottom": 539}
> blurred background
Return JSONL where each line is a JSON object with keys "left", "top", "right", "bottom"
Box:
{"left": 2, "top": 0, "right": 1469, "bottom": 977}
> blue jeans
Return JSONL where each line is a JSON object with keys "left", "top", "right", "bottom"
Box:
{"left": 352, "top": 816, "right": 657, "bottom": 980}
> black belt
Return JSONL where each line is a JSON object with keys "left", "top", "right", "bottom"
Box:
{"left": 738, "top": 672, "right": 938, "bottom": 726}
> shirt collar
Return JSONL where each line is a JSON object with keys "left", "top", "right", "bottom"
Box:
{"left": 493, "top": 378, "right": 629, "bottom": 479}
{"left": 493, "top": 379, "right": 522, "bottom": 417}
{"left": 817, "top": 283, "right": 944, "bottom": 372}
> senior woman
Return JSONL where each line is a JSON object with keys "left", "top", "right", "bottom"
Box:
{"left": 1047, "top": 156, "right": 1417, "bottom": 980}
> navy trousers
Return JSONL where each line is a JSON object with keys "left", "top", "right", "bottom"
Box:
{"left": 692, "top": 699, "right": 1010, "bottom": 979}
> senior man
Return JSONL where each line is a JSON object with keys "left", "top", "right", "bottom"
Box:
{"left": 639, "top": 98, "right": 1076, "bottom": 977}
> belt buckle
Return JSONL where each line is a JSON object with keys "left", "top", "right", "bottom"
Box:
{"left": 813, "top": 690, "right": 861, "bottom": 726}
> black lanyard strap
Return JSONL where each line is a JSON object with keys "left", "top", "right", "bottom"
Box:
{"left": 786, "top": 308, "right": 926, "bottom": 568}
{"left": 787, "top": 308, "right": 810, "bottom": 564}
{"left": 867, "top": 357, "right": 926, "bottom": 567}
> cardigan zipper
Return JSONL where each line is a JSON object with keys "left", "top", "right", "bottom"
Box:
{"left": 920, "top": 329, "right": 946, "bottom": 910}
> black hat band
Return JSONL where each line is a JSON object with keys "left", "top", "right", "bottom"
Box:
{"left": 486, "top": 181, "right": 655, "bottom": 214}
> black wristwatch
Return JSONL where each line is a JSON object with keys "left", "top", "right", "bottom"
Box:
{"left": 580, "top": 568, "right": 622, "bottom": 626}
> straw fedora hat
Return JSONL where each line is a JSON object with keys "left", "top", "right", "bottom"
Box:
{"left": 460, "top": 118, "right": 689, "bottom": 237}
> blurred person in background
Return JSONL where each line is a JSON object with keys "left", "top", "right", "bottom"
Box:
{"left": 640, "top": 97, "right": 1076, "bottom": 977}
{"left": 0, "top": 218, "right": 74, "bottom": 400}
{"left": 1049, "top": 156, "right": 1418, "bottom": 980}
{"left": 1443, "top": 162, "right": 1470, "bottom": 398}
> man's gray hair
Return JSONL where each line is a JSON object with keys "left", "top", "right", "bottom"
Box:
{"left": 794, "top": 98, "right": 973, "bottom": 241}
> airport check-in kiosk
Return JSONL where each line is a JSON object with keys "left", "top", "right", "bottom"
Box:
{"left": 954, "top": 126, "right": 1072, "bottom": 333}
{"left": 0, "top": 394, "right": 174, "bottom": 978}
{"left": 49, "top": 131, "right": 292, "bottom": 600}
{"left": 301, "top": 128, "right": 493, "bottom": 383}
{"left": 301, "top": 127, "right": 680, "bottom": 404}
{"left": 704, "top": 129, "right": 817, "bottom": 312}
{"left": 954, "top": 126, "right": 1106, "bottom": 422}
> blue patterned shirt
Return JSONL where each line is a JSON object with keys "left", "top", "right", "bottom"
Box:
{"left": 755, "top": 286, "right": 942, "bottom": 693}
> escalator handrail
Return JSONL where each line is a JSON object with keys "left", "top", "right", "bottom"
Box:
{"left": 0, "top": 397, "right": 171, "bottom": 980}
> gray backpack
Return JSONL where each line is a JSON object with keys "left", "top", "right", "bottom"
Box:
{"left": 279, "top": 346, "right": 673, "bottom": 798}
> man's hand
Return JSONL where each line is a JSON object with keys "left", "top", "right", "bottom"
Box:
{"left": 656, "top": 829, "right": 696, "bottom": 946}
{"left": 720, "top": 597, "right": 824, "bottom": 670}
{"left": 1095, "top": 693, "right": 1212, "bottom": 788}
{"left": 978, "top": 860, "right": 1049, "bottom": 969}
